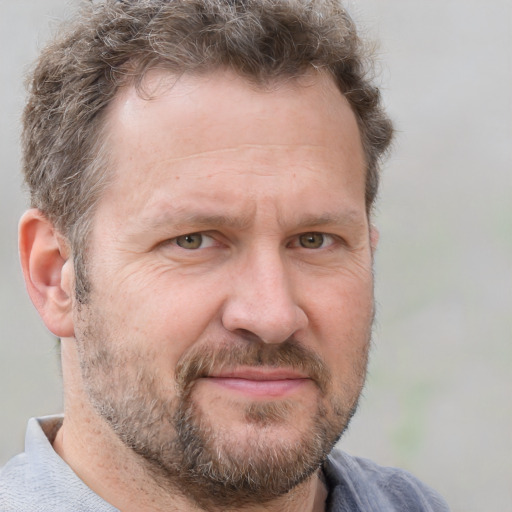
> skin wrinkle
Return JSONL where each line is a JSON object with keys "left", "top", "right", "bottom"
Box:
{"left": 77, "top": 304, "right": 354, "bottom": 509}
{"left": 95, "top": 196, "right": 371, "bottom": 276}
{"left": 15, "top": 0, "right": 399, "bottom": 508}
{"left": 111, "top": 72, "right": 365, "bottom": 180}
{"left": 136, "top": 150, "right": 363, "bottom": 186}
{"left": 22, "top": 0, "right": 394, "bottom": 308}
{"left": 135, "top": 210, "right": 366, "bottom": 237}
{"left": 105, "top": 244, "right": 372, "bottom": 298}
{"left": 126, "top": 142, "right": 331, "bottom": 165}
{"left": 52, "top": 70, "right": 375, "bottom": 512}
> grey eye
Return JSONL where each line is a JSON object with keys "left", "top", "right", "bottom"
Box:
{"left": 299, "top": 233, "right": 325, "bottom": 249}
{"left": 176, "top": 233, "right": 203, "bottom": 249}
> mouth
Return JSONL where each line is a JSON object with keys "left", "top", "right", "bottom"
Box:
{"left": 202, "top": 367, "right": 313, "bottom": 398}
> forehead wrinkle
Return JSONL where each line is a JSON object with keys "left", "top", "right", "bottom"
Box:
{"left": 150, "top": 143, "right": 327, "bottom": 166}
{"left": 133, "top": 199, "right": 365, "bottom": 237}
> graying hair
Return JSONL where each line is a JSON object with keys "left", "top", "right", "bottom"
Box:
{"left": 22, "top": 0, "right": 393, "bottom": 302}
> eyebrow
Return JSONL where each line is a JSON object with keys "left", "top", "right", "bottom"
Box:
{"left": 138, "top": 208, "right": 365, "bottom": 234}
{"left": 139, "top": 211, "right": 255, "bottom": 232}
{"left": 288, "top": 211, "right": 365, "bottom": 230}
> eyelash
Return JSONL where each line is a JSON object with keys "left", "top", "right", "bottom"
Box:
{"left": 288, "top": 232, "right": 337, "bottom": 250}
{"left": 172, "top": 233, "right": 216, "bottom": 250}
{"left": 164, "top": 231, "right": 340, "bottom": 251}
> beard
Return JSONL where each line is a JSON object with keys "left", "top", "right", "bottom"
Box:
{"left": 74, "top": 307, "right": 369, "bottom": 510}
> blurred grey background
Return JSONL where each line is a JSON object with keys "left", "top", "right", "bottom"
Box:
{"left": 0, "top": 1, "right": 510, "bottom": 511}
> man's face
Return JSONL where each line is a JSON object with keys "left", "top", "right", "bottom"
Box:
{"left": 73, "top": 70, "right": 374, "bottom": 506}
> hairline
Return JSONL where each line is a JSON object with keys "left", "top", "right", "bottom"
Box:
{"left": 67, "top": 65, "right": 375, "bottom": 304}
{"left": 73, "top": 63, "right": 374, "bottom": 241}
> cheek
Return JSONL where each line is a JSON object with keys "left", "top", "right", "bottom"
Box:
{"left": 102, "top": 268, "right": 227, "bottom": 359}
{"left": 305, "top": 273, "right": 374, "bottom": 370}
{"left": 306, "top": 269, "right": 374, "bottom": 330}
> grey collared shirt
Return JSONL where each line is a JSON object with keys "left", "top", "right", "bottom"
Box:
{"left": 0, "top": 416, "right": 450, "bottom": 511}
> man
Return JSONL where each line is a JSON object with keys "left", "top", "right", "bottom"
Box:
{"left": 0, "top": 1, "right": 450, "bottom": 511}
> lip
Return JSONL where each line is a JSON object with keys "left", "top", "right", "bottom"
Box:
{"left": 202, "top": 367, "right": 312, "bottom": 398}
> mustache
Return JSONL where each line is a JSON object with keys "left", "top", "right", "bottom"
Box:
{"left": 174, "top": 338, "right": 331, "bottom": 395}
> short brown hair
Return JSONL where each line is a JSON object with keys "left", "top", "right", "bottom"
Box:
{"left": 22, "top": 0, "right": 393, "bottom": 301}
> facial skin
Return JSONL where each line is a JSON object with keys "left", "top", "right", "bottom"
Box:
{"left": 21, "top": 69, "right": 376, "bottom": 512}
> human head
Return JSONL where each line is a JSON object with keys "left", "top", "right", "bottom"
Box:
{"left": 22, "top": 0, "right": 393, "bottom": 302}
{"left": 50, "top": 68, "right": 376, "bottom": 508}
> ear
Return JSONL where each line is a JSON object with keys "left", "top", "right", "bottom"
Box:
{"left": 19, "top": 209, "right": 75, "bottom": 338}
{"left": 370, "top": 224, "right": 379, "bottom": 253}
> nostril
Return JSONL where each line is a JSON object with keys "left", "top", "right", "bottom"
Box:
{"left": 232, "top": 329, "right": 265, "bottom": 344}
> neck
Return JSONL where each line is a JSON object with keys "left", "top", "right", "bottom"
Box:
{"left": 53, "top": 423, "right": 327, "bottom": 512}
{"left": 53, "top": 339, "right": 328, "bottom": 512}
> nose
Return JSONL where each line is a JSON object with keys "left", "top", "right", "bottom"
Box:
{"left": 221, "top": 249, "right": 308, "bottom": 344}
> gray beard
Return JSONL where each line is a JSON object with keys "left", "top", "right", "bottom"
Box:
{"left": 76, "top": 322, "right": 367, "bottom": 510}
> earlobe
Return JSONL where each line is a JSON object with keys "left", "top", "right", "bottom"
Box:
{"left": 19, "top": 209, "right": 75, "bottom": 338}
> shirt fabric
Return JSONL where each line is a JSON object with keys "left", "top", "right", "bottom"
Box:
{"left": 0, "top": 416, "right": 450, "bottom": 511}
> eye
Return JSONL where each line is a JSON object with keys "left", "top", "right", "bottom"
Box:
{"left": 296, "top": 232, "right": 334, "bottom": 249}
{"left": 174, "top": 233, "right": 215, "bottom": 250}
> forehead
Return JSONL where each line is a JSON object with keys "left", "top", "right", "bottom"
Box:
{"left": 109, "top": 68, "right": 362, "bottom": 151}
{"left": 97, "top": 69, "right": 366, "bottom": 226}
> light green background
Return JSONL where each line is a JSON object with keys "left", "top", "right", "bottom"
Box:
{"left": 1, "top": 1, "right": 511, "bottom": 511}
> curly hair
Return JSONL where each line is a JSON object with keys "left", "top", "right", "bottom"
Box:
{"left": 22, "top": 0, "right": 393, "bottom": 301}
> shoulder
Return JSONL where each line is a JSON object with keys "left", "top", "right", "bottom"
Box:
{"left": 0, "top": 451, "right": 37, "bottom": 511}
{"left": 323, "top": 449, "right": 451, "bottom": 512}
{"left": 0, "top": 416, "right": 62, "bottom": 511}
{"left": 1, "top": 416, "right": 118, "bottom": 512}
